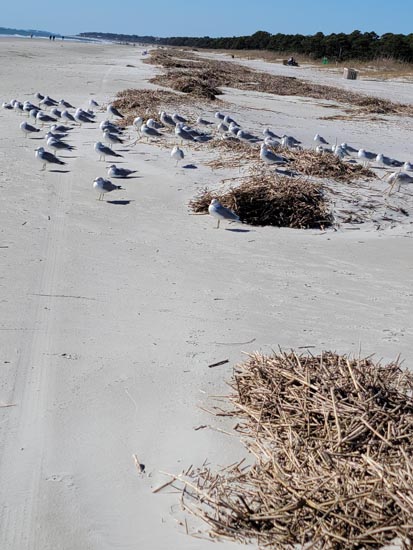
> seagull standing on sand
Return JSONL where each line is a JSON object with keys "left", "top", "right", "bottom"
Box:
{"left": 46, "top": 136, "right": 75, "bottom": 155}
{"left": 107, "top": 104, "right": 124, "bottom": 118}
{"left": 171, "top": 145, "right": 184, "bottom": 166}
{"left": 175, "top": 123, "right": 195, "bottom": 144}
{"left": 103, "top": 129, "right": 124, "bottom": 148}
{"left": 314, "top": 133, "right": 329, "bottom": 147}
{"left": 20, "top": 121, "right": 41, "bottom": 137}
{"left": 208, "top": 199, "right": 240, "bottom": 229}
{"left": 94, "top": 141, "right": 123, "bottom": 161}
{"left": 35, "top": 147, "right": 66, "bottom": 170}
{"left": 160, "top": 111, "right": 175, "bottom": 128}
{"left": 140, "top": 124, "right": 162, "bottom": 141}
{"left": 61, "top": 110, "right": 75, "bottom": 123}
{"left": 93, "top": 177, "right": 123, "bottom": 201}
{"left": 260, "top": 144, "right": 288, "bottom": 166}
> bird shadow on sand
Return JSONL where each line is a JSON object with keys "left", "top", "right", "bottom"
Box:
{"left": 225, "top": 227, "right": 252, "bottom": 233}
{"left": 183, "top": 164, "right": 197, "bottom": 169}
{"left": 49, "top": 169, "right": 70, "bottom": 173}
{"left": 106, "top": 200, "right": 133, "bottom": 205}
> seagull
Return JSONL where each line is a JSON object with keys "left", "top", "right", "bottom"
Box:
{"left": 160, "top": 111, "right": 175, "bottom": 128}
{"left": 50, "top": 107, "right": 62, "bottom": 118}
{"left": 224, "top": 114, "right": 237, "bottom": 125}
{"left": 404, "top": 161, "right": 413, "bottom": 172}
{"left": 13, "top": 101, "right": 24, "bottom": 114}
{"left": 172, "top": 113, "right": 187, "bottom": 124}
{"left": 103, "top": 129, "right": 124, "bottom": 148}
{"left": 89, "top": 99, "right": 99, "bottom": 109}
{"left": 376, "top": 153, "right": 402, "bottom": 168}
{"left": 40, "top": 97, "right": 58, "bottom": 109}
{"left": 260, "top": 144, "right": 288, "bottom": 166}
{"left": 61, "top": 110, "right": 75, "bottom": 122}
{"left": 263, "top": 128, "right": 281, "bottom": 140}
{"left": 208, "top": 199, "right": 240, "bottom": 229}
{"left": 2, "top": 101, "right": 13, "bottom": 110}
{"left": 357, "top": 149, "right": 370, "bottom": 166}
{"left": 35, "top": 147, "right": 66, "bottom": 170}
{"left": 100, "top": 120, "right": 123, "bottom": 134}
{"left": 171, "top": 145, "right": 184, "bottom": 166}
{"left": 215, "top": 112, "right": 225, "bottom": 120}
{"left": 45, "top": 130, "right": 68, "bottom": 141}
{"left": 93, "top": 177, "right": 123, "bottom": 201}
{"left": 133, "top": 116, "right": 143, "bottom": 129}
{"left": 20, "top": 121, "right": 41, "bottom": 137}
{"left": 217, "top": 122, "right": 229, "bottom": 135}
{"left": 264, "top": 136, "right": 280, "bottom": 148}
{"left": 334, "top": 145, "right": 346, "bottom": 159}
{"left": 340, "top": 142, "right": 358, "bottom": 154}
{"left": 51, "top": 123, "right": 73, "bottom": 133}
{"left": 229, "top": 123, "right": 241, "bottom": 136}
{"left": 140, "top": 124, "right": 162, "bottom": 140}
{"left": 196, "top": 116, "right": 213, "bottom": 126}
{"left": 175, "top": 123, "right": 195, "bottom": 143}
{"left": 107, "top": 164, "right": 137, "bottom": 178}
{"left": 94, "top": 141, "right": 123, "bottom": 161}
{"left": 46, "top": 136, "right": 75, "bottom": 155}
{"left": 36, "top": 111, "right": 57, "bottom": 125}
{"left": 147, "top": 118, "right": 163, "bottom": 130}
{"left": 281, "top": 135, "right": 301, "bottom": 148}
{"left": 314, "top": 133, "right": 329, "bottom": 146}
{"left": 237, "top": 129, "right": 259, "bottom": 143}
{"left": 107, "top": 104, "right": 124, "bottom": 118}
{"left": 35, "top": 92, "right": 44, "bottom": 100}
{"left": 74, "top": 108, "right": 95, "bottom": 125}
{"left": 387, "top": 171, "right": 413, "bottom": 193}
{"left": 59, "top": 99, "right": 75, "bottom": 109}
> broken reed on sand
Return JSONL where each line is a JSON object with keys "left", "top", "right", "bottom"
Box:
{"left": 159, "top": 351, "right": 413, "bottom": 549}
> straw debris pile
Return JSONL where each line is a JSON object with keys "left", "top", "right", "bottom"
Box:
{"left": 146, "top": 49, "right": 413, "bottom": 117}
{"left": 189, "top": 172, "right": 332, "bottom": 228}
{"left": 178, "top": 351, "right": 413, "bottom": 549}
{"left": 287, "top": 149, "right": 375, "bottom": 181}
{"left": 112, "top": 88, "right": 203, "bottom": 126}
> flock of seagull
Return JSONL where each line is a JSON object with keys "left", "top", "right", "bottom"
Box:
{"left": 2, "top": 94, "right": 413, "bottom": 227}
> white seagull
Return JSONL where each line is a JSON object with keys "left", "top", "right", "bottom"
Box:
{"left": 260, "top": 144, "right": 288, "bottom": 166}
{"left": 107, "top": 104, "right": 124, "bottom": 118}
{"left": 20, "top": 121, "right": 41, "bottom": 137}
{"left": 171, "top": 145, "right": 184, "bottom": 166}
{"left": 107, "top": 165, "right": 137, "bottom": 178}
{"left": 94, "top": 141, "right": 123, "bottom": 161}
{"left": 208, "top": 199, "right": 240, "bottom": 229}
{"left": 35, "top": 147, "right": 66, "bottom": 170}
{"left": 93, "top": 177, "right": 123, "bottom": 201}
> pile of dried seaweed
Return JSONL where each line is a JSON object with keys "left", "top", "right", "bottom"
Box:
{"left": 174, "top": 351, "right": 413, "bottom": 549}
{"left": 111, "top": 88, "right": 205, "bottom": 126}
{"left": 287, "top": 149, "right": 375, "bottom": 181}
{"left": 189, "top": 171, "right": 332, "bottom": 228}
{"left": 147, "top": 49, "right": 413, "bottom": 116}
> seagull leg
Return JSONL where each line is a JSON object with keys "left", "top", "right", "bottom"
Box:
{"left": 41, "top": 163, "right": 46, "bottom": 171}
{"left": 216, "top": 219, "right": 220, "bottom": 229}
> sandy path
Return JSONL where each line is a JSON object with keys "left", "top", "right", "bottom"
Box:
{"left": 0, "top": 38, "right": 412, "bottom": 550}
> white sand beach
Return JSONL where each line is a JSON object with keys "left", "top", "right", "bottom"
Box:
{"left": 0, "top": 38, "right": 412, "bottom": 549}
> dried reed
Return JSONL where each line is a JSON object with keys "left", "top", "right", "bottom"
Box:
{"left": 189, "top": 170, "right": 332, "bottom": 228}
{"left": 175, "top": 351, "right": 413, "bottom": 549}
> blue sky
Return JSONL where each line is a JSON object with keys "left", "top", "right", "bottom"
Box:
{"left": 2, "top": 0, "right": 412, "bottom": 37}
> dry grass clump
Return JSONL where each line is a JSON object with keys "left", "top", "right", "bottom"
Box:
{"left": 112, "top": 88, "right": 204, "bottom": 126}
{"left": 204, "top": 139, "right": 258, "bottom": 169}
{"left": 146, "top": 49, "right": 413, "bottom": 116}
{"left": 177, "top": 351, "right": 413, "bottom": 549}
{"left": 287, "top": 149, "right": 375, "bottom": 181}
{"left": 189, "top": 172, "right": 332, "bottom": 228}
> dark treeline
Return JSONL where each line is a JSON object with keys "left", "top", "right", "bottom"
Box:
{"left": 80, "top": 30, "right": 413, "bottom": 62}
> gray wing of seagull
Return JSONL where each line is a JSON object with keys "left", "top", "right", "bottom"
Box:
{"left": 105, "top": 131, "right": 124, "bottom": 143}
{"left": 143, "top": 126, "right": 162, "bottom": 137}
{"left": 197, "top": 117, "right": 213, "bottom": 126}
{"left": 101, "top": 178, "right": 122, "bottom": 192}
{"left": 177, "top": 127, "right": 195, "bottom": 141}
{"left": 109, "top": 106, "right": 124, "bottom": 118}
{"left": 77, "top": 112, "right": 95, "bottom": 123}
{"left": 211, "top": 202, "right": 240, "bottom": 221}
{"left": 48, "top": 138, "right": 75, "bottom": 151}
{"left": 62, "top": 110, "right": 75, "bottom": 121}
{"left": 38, "top": 114, "right": 58, "bottom": 123}
{"left": 263, "top": 148, "right": 288, "bottom": 164}
{"left": 40, "top": 150, "right": 66, "bottom": 165}
{"left": 99, "top": 143, "right": 123, "bottom": 157}
{"left": 238, "top": 129, "right": 259, "bottom": 142}
{"left": 59, "top": 99, "right": 75, "bottom": 109}
{"left": 23, "top": 122, "right": 40, "bottom": 133}
{"left": 113, "top": 167, "right": 136, "bottom": 177}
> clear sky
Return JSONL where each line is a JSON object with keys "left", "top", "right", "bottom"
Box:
{"left": 2, "top": 0, "right": 412, "bottom": 37}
